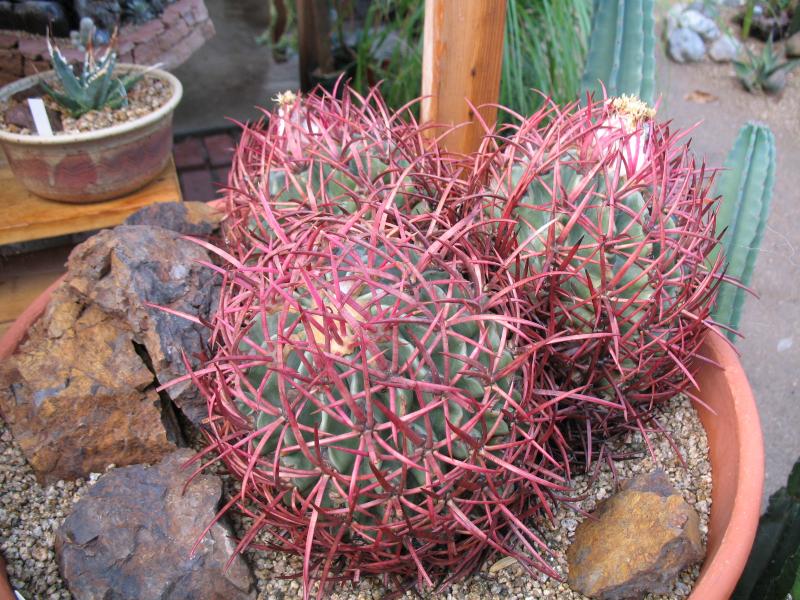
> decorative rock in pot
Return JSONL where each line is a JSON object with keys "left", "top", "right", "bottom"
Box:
{"left": 0, "top": 22, "right": 182, "bottom": 203}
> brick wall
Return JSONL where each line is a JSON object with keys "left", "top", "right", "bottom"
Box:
{"left": 0, "top": 0, "right": 214, "bottom": 86}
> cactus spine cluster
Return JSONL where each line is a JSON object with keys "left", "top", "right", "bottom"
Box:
{"left": 178, "top": 86, "right": 725, "bottom": 598}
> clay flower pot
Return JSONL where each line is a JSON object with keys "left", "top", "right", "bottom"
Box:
{"left": 0, "top": 65, "right": 182, "bottom": 204}
{"left": 0, "top": 284, "right": 764, "bottom": 599}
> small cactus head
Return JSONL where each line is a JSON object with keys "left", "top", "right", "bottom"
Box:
{"left": 472, "top": 96, "right": 723, "bottom": 441}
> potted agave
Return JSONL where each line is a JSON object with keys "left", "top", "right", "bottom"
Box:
{"left": 0, "top": 19, "right": 182, "bottom": 203}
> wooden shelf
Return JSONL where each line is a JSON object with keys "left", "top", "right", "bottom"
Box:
{"left": 0, "top": 156, "right": 182, "bottom": 246}
{"left": 0, "top": 153, "right": 182, "bottom": 334}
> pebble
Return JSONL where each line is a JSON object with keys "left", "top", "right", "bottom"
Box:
{"left": 679, "top": 9, "right": 721, "bottom": 42}
{"left": 669, "top": 28, "right": 708, "bottom": 63}
{"left": 0, "top": 393, "right": 711, "bottom": 600}
{"left": 709, "top": 34, "right": 743, "bottom": 62}
{"left": 0, "top": 74, "right": 172, "bottom": 136}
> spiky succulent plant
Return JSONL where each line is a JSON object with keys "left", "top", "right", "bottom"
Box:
{"left": 224, "top": 84, "right": 463, "bottom": 250}
{"left": 186, "top": 206, "right": 574, "bottom": 596}
{"left": 472, "top": 95, "right": 723, "bottom": 438}
{"left": 44, "top": 24, "right": 141, "bottom": 118}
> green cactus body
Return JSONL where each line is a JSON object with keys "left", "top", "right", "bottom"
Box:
{"left": 711, "top": 123, "right": 776, "bottom": 340}
{"left": 493, "top": 160, "right": 679, "bottom": 343}
{"left": 235, "top": 266, "right": 516, "bottom": 524}
{"left": 580, "top": 0, "right": 656, "bottom": 104}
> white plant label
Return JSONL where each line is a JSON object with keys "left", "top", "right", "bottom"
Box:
{"left": 27, "top": 98, "right": 54, "bottom": 137}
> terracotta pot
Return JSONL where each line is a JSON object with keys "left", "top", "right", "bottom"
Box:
{"left": 0, "top": 286, "right": 764, "bottom": 599}
{"left": 0, "top": 65, "right": 182, "bottom": 203}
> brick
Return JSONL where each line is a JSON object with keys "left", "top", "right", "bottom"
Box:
{"left": 161, "top": 38, "right": 193, "bottom": 69}
{"left": 203, "top": 134, "right": 236, "bottom": 168}
{"left": 132, "top": 44, "right": 165, "bottom": 67}
{"left": 0, "top": 49, "right": 22, "bottom": 74}
{"left": 192, "top": 1, "right": 209, "bottom": 23}
{"left": 200, "top": 20, "right": 215, "bottom": 39}
{"left": 162, "top": 2, "right": 185, "bottom": 24}
{"left": 124, "top": 19, "right": 165, "bottom": 45}
{"left": 0, "top": 72, "right": 19, "bottom": 86}
{"left": 0, "top": 32, "right": 19, "bottom": 49}
{"left": 171, "top": 26, "right": 208, "bottom": 63}
{"left": 174, "top": 137, "right": 207, "bottom": 170}
{"left": 117, "top": 39, "right": 135, "bottom": 56}
{"left": 158, "top": 19, "right": 190, "bottom": 52}
{"left": 59, "top": 47, "right": 84, "bottom": 63}
{"left": 179, "top": 169, "right": 218, "bottom": 203}
{"left": 118, "top": 51, "right": 134, "bottom": 64}
{"left": 17, "top": 37, "right": 47, "bottom": 59}
{"left": 23, "top": 59, "right": 50, "bottom": 76}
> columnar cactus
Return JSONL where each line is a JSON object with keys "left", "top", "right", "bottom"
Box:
{"left": 711, "top": 122, "right": 776, "bottom": 340}
{"left": 580, "top": 0, "right": 656, "bottom": 104}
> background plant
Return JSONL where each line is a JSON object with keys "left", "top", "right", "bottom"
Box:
{"left": 733, "top": 456, "right": 800, "bottom": 599}
{"left": 734, "top": 37, "right": 800, "bottom": 94}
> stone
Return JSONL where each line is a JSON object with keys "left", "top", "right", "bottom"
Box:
{"left": 679, "top": 9, "right": 720, "bottom": 41}
{"left": 73, "top": 0, "right": 121, "bottom": 35}
{"left": 0, "top": 287, "right": 180, "bottom": 484}
{"left": 63, "top": 226, "right": 219, "bottom": 425}
{"left": 567, "top": 470, "right": 703, "bottom": 600}
{"left": 709, "top": 33, "right": 743, "bottom": 62}
{"left": 55, "top": 449, "right": 256, "bottom": 600}
{"left": 0, "top": 3, "right": 21, "bottom": 32}
{"left": 14, "top": 1, "right": 70, "bottom": 37}
{"left": 3, "top": 101, "right": 63, "bottom": 132}
{"left": 668, "top": 27, "right": 707, "bottom": 63}
{"left": 124, "top": 201, "right": 223, "bottom": 236}
{"left": 787, "top": 34, "right": 800, "bottom": 59}
{"left": 665, "top": 4, "right": 686, "bottom": 39}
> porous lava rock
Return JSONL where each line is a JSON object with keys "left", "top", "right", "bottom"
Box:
{"left": 567, "top": 469, "right": 703, "bottom": 599}
{"left": 55, "top": 449, "right": 256, "bottom": 600}
{"left": 0, "top": 287, "right": 179, "bottom": 484}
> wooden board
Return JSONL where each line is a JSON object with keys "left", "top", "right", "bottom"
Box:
{"left": 0, "top": 156, "right": 181, "bottom": 245}
{"left": 421, "top": 0, "right": 507, "bottom": 154}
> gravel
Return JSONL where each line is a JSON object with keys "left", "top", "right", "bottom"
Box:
{"left": 0, "top": 395, "right": 710, "bottom": 599}
{"left": 0, "top": 74, "right": 172, "bottom": 136}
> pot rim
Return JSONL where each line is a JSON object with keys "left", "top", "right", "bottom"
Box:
{"left": 0, "top": 64, "right": 183, "bottom": 146}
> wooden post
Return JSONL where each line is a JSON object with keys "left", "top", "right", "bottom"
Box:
{"left": 296, "top": 0, "right": 334, "bottom": 92}
{"left": 421, "top": 0, "right": 507, "bottom": 154}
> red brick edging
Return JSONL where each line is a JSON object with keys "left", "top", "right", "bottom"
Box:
{"left": 0, "top": 0, "right": 215, "bottom": 86}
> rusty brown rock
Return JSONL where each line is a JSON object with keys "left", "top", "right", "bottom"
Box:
{"left": 124, "top": 201, "right": 223, "bottom": 236}
{"left": 64, "top": 225, "right": 219, "bottom": 424}
{"left": 567, "top": 469, "right": 703, "bottom": 599}
{"left": 0, "top": 287, "right": 179, "bottom": 484}
{"left": 55, "top": 449, "right": 256, "bottom": 600}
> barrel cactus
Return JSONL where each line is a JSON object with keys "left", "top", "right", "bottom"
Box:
{"left": 190, "top": 208, "right": 569, "bottom": 595}
{"left": 474, "top": 96, "right": 723, "bottom": 435}
{"left": 225, "top": 84, "right": 461, "bottom": 249}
